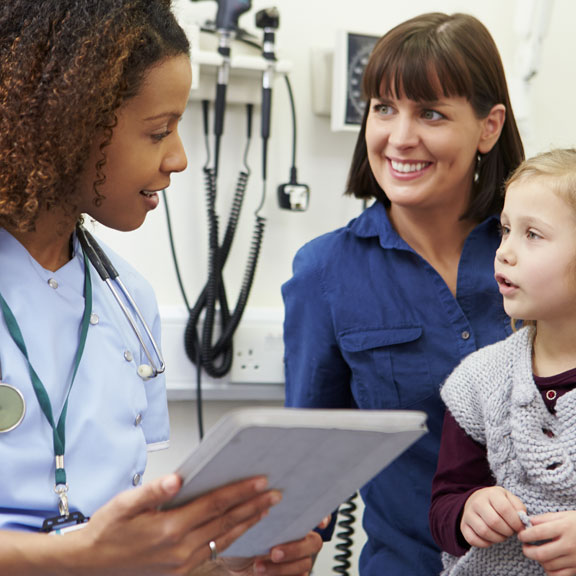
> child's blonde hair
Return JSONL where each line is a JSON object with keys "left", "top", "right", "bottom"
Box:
{"left": 505, "top": 148, "right": 576, "bottom": 209}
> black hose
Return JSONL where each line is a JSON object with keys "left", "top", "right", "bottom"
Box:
{"left": 184, "top": 104, "right": 265, "bottom": 379}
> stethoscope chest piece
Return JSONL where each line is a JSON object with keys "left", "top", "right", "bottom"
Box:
{"left": 0, "top": 383, "right": 25, "bottom": 432}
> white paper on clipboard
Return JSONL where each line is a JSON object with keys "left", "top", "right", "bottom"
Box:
{"left": 163, "top": 408, "right": 427, "bottom": 558}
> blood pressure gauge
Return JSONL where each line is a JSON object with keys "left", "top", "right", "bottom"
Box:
{"left": 346, "top": 34, "right": 378, "bottom": 125}
{"left": 332, "top": 31, "right": 379, "bottom": 131}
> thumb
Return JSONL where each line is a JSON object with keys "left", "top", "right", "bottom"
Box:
{"left": 507, "top": 491, "right": 526, "bottom": 513}
{"left": 111, "top": 474, "right": 183, "bottom": 518}
{"left": 526, "top": 512, "right": 557, "bottom": 526}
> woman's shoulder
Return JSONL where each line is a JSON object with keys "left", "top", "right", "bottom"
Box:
{"left": 296, "top": 227, "right": 351, "bottom": 258}
{"left": 295, "top": 203, "right": 387, "bottom": 259}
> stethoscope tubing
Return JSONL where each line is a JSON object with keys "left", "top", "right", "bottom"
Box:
{"left": 76, "top": 225, "right": 165, "bottom": 377}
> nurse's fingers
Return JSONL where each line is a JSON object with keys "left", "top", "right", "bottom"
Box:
{"left": 97, "top": 474, "right": 182, "bottom": 518}
{"left": 172, "top": 476, "right": 276, "bottom": 531}
{"left": 187, "top": 490, "right": 282, "bottom": 558}
{"left": 109, "top": 474, "right": 273, "bottom": 526}
{"left": 109, "top": 474, "right": 183, "bottom": 517}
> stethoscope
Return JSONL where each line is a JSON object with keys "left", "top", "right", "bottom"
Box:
{"left": 76, "top": 224, "right": 165, "bottom": 380}
{"left": 0, "top": 225, "right": 165, "bottom": 434}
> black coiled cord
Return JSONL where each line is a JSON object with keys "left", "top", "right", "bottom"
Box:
{"left": 333, "top": 493, "right": 358, "bottom": 576}
{"left": 184, "top": 103, "right": 266, "bottom": 380}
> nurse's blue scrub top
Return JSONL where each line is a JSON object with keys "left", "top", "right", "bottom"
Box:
{"left": 282, "top": 201, "right": 511, "bottom": 576}
{"left": 0, "top": 228, "right": 169, "bottom": 530}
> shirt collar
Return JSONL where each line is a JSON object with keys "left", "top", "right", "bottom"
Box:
{"left": 348, "top": 201, "right": 403, "bottom": 249}
{"left": 349, "top": 200, "right": 500, "bottom": 249}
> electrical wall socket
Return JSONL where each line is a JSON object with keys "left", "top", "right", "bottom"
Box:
{"left": 160, "top": 306, "right": 285, "bottom": 389}
{"left": 229, "top": 320, "right": 285, "bottom": 384}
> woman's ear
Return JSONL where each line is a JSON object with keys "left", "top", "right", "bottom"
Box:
{"left": 478, "top": 104, "right": 506, "bottom": 154}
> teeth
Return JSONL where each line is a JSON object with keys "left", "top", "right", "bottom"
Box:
{"left": 391, "top": 160, "right": 429, "bottom": 173}
{"left": 141, "top": 190, "right": 156, "bottom": 197}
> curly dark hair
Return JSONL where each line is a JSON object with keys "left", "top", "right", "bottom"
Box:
{"left": 0, "top": 0, "right": 190, "bottom": 231}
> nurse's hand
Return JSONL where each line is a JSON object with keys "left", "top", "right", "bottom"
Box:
{"left": 217, "top": 516, "right": 328, "bottom": 576}
{"left": 74, "top": 473, "right": 281, "bottom": 575}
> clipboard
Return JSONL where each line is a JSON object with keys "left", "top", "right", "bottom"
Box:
{"left": 163, "top": 407, "right": 427, "bottom": 557}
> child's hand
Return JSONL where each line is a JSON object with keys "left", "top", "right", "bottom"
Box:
{"left": 519, "top": 511, "right": 576, "bottom": 575}
{"left": 460, "top": 486, "right": 526, "bottom": 548}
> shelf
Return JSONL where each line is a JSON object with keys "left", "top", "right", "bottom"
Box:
{"left": 188, "top": 25, "right": 292, "bottom": 105}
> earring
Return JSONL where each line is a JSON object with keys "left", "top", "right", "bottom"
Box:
{"left": 474, "top": 154, "right": 482, "bottom": 184}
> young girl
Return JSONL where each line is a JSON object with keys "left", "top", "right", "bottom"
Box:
{"left": 430, "top": 148, "right": 576, "bottom": 575}
{"left": 0, "top": 1, "right": 321, "bottom": 574}
{"left": 283, "top": 12, "right": 524, "bottom": 575}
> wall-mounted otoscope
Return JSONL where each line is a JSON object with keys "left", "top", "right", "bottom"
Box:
{"left": 254, "top": 9, "right": 310, "bottom": 212}
{"left": 254, "top": 7, "right": 279, "bottom": 201}
{"left": 213, "top": 0, "right": 252, "bottom": 176}
{"left": 256, "top": 7, "right": 279, "bottom": 146}
{"left": 215, "top": 0, "right": 251, "bottom": 30}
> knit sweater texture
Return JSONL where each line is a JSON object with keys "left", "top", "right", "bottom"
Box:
{"left": 440, "top": 326, "right": 576, "bottom": 575}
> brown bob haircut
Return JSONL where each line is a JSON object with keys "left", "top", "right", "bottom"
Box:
{"left": 346, "top": 12, "right": 525, "bottom": 221}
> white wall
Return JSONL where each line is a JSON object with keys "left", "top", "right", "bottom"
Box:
{"left": 96, "top": 1, "right": 575, "bottom": 574}
{"left": 95, "top": 0, "right": 576, "bottom": 312}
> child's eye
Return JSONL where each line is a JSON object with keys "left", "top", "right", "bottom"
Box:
{"left": 498, "top": 223, "right": 510, "bottom": 237}
{"left": 527, "top": 230, "right": 541, "bottom": 240}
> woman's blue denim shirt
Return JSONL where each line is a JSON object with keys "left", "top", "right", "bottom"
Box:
{"left": 282, "top": 201, "right": 510, "bottom": 576}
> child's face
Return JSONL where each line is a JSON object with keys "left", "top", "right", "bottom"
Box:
{"left": 495, "top": 178, "right": 576, "bottom": 324}
{"left": 78, "top": 54, "right": 192, "bottom": 231}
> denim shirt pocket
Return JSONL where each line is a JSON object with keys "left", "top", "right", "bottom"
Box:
{"left": 339, "top": 326, "right": 434, "bottom": 410}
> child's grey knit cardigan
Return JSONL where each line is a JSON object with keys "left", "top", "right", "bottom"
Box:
{"left": 440, "top": 326, "right": 576, "bottom": 575}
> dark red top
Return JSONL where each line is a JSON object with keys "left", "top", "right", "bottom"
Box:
{"left": 430, "top": 368, "right": 576, "bottom": 556}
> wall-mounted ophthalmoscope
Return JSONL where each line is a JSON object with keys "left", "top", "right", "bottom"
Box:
{"left": 213, "top": 0, "right": 252, "bottom": 175}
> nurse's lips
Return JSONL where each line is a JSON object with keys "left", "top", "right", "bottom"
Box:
{"left": 140, "top": 189, "right": 162, "bottom": 197}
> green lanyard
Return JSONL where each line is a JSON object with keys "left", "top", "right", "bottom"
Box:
{"left": 0, "top": 252, "right": 92, "bottom": 516}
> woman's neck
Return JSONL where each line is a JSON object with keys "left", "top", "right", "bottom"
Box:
{"left": 5, "top": 212, "right": 77, "bottom": 272}
{"left": 388, "top": 205, "right": 477, "bottom": 296}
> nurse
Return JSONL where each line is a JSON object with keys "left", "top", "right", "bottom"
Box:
{"left": 282, "top": 12, "right": 524, "bottom": 576}
{"left": 0, "top": 1, "right": 322, "bottom": 574}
